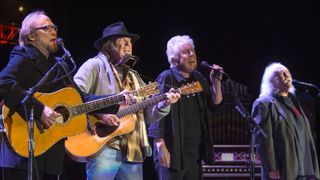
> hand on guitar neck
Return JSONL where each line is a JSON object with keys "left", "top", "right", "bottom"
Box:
{"left": 120, "top": 90, "right": 138, "bottom": 105}
{"left": 157, "top": 88, "right": 181, "bottom": 109}
{"left": 98, "top": 90, "right": 141, "bottom": 126}
{"left": 97, "top": 89, "right": 180, "bottom": 126}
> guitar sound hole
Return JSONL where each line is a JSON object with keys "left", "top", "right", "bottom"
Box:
{"left": 55, "top": 106, "right": 69, "bottom": 123}
{"left": 95, "top": 122, "right": 119, "bottom": 138}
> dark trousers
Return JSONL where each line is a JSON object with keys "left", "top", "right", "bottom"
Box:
{"left": 154, "top": 149, "right": 202, "bottom": 180}
{"left": 1, "top": 167, "right": 60, "bottom": 180}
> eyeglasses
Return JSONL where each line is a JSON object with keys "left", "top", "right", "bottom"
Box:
{"left": 34, "top": 25, "right": 58, "bottom": 32}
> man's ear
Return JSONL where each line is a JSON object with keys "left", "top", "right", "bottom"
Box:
{"left": 27, "top": 33, "right": 36, "bottom": 42}
{"left": 172, "top": 58, "right": 179, "bottom": 66}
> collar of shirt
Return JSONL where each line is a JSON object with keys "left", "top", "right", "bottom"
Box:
{"left": 171, "top": 67, "right": 194, "bottom": 83}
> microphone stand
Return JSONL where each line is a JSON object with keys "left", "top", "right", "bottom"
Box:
{"left": 203, "top": 62, "right": 267, "bottom": 179}
{"left": 235, "top": 102, "right": 266, "bottom": 180}
{"left": 223, "top": 75, "right": 267, "bottom": 180}
{"left": 1, "top": 116, "right": 5, "bottom": 180}
{"left": 21, "top": 62, "right": 61, "bottom": 180}
{"left": 231, "top": 83, "right": 267, "bottom": 180}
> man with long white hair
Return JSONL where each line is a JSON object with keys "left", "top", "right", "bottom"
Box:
{"left": 252, "top": 62, "right": 319, "bottom": 180}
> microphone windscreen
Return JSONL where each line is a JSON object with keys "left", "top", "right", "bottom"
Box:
{"left": 56, "top": 38, "right": 64, "bottom": 47}
{"left": 200, "top": 61, "right": 212, "bottom": 69}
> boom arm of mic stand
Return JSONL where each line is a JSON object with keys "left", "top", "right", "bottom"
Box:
{"left": 313, "top": 84, "right": 320, "bottom": 98}
{"left": 294, "top": 81, "right": 320, "bottom": 98}
{"left": 235, "top": 103, "right": 267, "bottom": 138}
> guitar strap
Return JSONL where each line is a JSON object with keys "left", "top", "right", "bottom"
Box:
{"left": 98, "top": 56, "right": 129, "bottom": 149}
{"left": 0, "top": 114, "right": 3, "bottom": 133}
{"left": 169, "top": 69, "right": 177, "bottom": 89}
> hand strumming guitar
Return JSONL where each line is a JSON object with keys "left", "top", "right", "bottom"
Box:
{"left": 41, "top": 106, "right": 62, "bottom": 129}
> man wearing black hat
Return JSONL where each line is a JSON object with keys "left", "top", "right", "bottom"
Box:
{"left": 73, "top": 22, "right": 180, "bottom": 180}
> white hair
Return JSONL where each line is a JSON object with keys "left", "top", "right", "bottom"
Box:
{"left": 166, "top": 35, "right": 194, "bottom": 68}
{"left": 19, "top": 10, "right": 46, "bottom": 46}
{"left": 260, "top": 62, "right": 295, "bottom": 96}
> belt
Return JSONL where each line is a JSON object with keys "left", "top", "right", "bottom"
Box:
{"left": 107, "top": 138, "right": 121, "bottom": 150}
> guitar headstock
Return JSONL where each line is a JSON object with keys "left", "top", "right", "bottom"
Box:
{"left": 136, "top": 82, "right": 160, "bottom": 97}
{"left": 179, "top": 81, "right": 203, "bottom": 95}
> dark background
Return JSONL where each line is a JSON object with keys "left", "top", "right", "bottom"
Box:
{"left": 1, "top": 0, "right": 319, "bottom": 93}
{"left": 1, "top": 0, "right": 320, "bottom": 179}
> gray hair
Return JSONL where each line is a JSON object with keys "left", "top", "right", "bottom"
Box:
{"left": 260, "top": 62, "right": 295, "bottom": 96}
{"left": 166, "top": 35, "right": 194, "bottom": 68}
{"left": 19, "top": 10, "right": 46, "bottom": 46}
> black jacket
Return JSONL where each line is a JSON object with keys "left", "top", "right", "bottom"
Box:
{"left": 0, "top": 45, "right": 119, "bottom": 174}
{"left": 148, "top": 68, "right": 218, "bottom": 170}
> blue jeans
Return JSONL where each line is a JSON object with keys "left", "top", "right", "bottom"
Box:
{"left": 86, "top": 147, "right": 142, "bottom": 180}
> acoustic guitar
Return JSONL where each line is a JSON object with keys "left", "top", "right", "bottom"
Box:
{"left": 65, "top": 81, "right": 203, "bottom": 162}
{"left": 1, "top": 82, "right": 159, "bottom": 157}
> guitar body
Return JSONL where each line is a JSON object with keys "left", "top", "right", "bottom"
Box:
{"left": 64, "top": 81, "right": 203, "bottom": 162}
{"left": 1, "top": 87, "right": 87, "bottom": 157}
{"left": 65, "top": 114, "right": 135, "bottom": 162}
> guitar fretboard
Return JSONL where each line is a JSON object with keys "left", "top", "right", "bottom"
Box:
{"left": 116, "top": 81, "right": 203, "bottom": 118}
{"left": 71, "top": 91, "right": 138, "bottom": 116}
{"left": 116, "top": 94, "right": 167, "bottom": 118}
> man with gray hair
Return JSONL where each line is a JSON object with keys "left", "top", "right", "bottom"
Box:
{"left": 252, "top": 62, "right": 320, "bottom": 180}
{"left": 0, "top": 10, "right": 119, "bottom": 179}
{"left": 148, "top": 35, "right": 223, "bottom": 180}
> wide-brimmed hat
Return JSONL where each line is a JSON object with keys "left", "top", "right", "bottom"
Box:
{"left": 94, "top": 22, "right": 140, "bottom": 50}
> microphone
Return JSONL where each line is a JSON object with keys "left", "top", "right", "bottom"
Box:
{"left": 292, "top": 79, "right": 316, "bottom": 88}
{"left": 200, "top": 60, "right": 226, "bottom": 74}
{"left": 200, "top": 61, "right": 215, "bottom": 69}
{"left": 57, "top": 38, "right": 75, "bottom": 65}
{"left": 116, "top": 54, "right": 140, "bottom": 67}
{"left": 200, "top": 60, "right": 231, "bottom": 80}
{"left": 126, "top": 54, "right": 140, "bottom": 62}
{"left": 292, "top": 79, "right": 320, "bottom": 98}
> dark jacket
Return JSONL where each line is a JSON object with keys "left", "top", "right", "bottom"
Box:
{"left": 252, "top": 93, "right": 320, "bottom": 180}
{"left": 0, "top": 45, "right": 119, "bottom": 174}
{"left": 148, "top": 68, "right": 217, "bottom": 170}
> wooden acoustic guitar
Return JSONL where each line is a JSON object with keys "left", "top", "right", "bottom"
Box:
{"left": 1, "top": 82, "right": 159, "bottom": 157}
{"left": 65, "top": 81, "right": 203, "bottom": 162}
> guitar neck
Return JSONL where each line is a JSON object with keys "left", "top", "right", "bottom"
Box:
{"left": 116, "top": 81, "right": 203, "bottom": 118}
{"left": 116, "top": 94, "right": 167, "bottom": 118}
{"left": 71, "top": 90, "right": 137, "bottom": 115}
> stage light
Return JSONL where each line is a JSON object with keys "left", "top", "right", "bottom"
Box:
{"left": 18, "top": 5, "right": 24, "bottom": 12}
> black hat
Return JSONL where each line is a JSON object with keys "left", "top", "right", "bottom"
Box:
{"left": 94, "top": 22, "right": 140, "bottom": 50}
